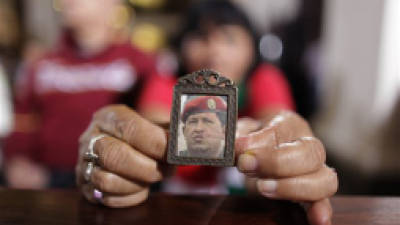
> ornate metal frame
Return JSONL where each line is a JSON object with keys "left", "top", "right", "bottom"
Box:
{"left": 167, "top": 69, "right": 237, "bottom": 166}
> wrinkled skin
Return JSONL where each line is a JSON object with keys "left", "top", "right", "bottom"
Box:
{"left": 76, "top": 105, "right": 337, "bottom": 225}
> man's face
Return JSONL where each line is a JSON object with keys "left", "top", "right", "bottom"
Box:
{"left": 183, "top": 112, "right": 225, "bottom": 157}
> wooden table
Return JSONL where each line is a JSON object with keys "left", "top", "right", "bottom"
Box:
{"left": 0, "top": 189, "right": 398, "bottom": 225}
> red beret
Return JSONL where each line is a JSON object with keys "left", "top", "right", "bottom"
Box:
{"left": 182, "top": 96, "right": 227, "bottom": 122}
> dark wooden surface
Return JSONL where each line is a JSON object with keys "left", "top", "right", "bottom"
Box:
{"left": 0, "top": 189, "right": 398, "bottom": 225}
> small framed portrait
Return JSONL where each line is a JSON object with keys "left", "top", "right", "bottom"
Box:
{"left": 167, "top": 69, "right": 237, "bottom": 166}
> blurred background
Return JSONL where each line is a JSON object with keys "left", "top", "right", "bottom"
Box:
{"left": 0, "top": 0, "right": 399, "bottom": 195}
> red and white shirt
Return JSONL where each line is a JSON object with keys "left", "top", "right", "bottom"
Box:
{"left": 4, "top": 33, "right": 158, "bottom": 171}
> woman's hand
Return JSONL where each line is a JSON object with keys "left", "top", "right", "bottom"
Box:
{"left": 235, "top": 111, "right": 338, "bottom": 225}
{"left": 77, "top": 105, "right": 337, "bottom": 225}
{"left": 76, "top": 105, "right": 171, "bottom": 208}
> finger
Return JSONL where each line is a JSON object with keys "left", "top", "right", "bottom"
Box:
{"left": 81, "top": 184, "right": 149, "bottom": 208}
{"left": 237, "top": 137, "right": 326, "bottom": 178}
{"left": 94, "top": 135, "right": 163, "bottom": 183}
{"left": 307, "top": 198, "right": 333, "bottom": 225}
{"left": 256, "top": 166, "right": 338, "bottom": 201}
{"left": 78, "top": 124, "right": 101, "bottom": 164}
{"left": 93, "top": 105, "right": 167, "bottom": 160}
{"left": 101, "top": 188, "right": 150, "bottom": 208}
{"left": 236, "top": 111, "right": 313, "bottom": 154}
{"left": 90, "top": 167, "right": 145, "bottom": 195}
{"left": 81, "top": 183, "right": 102, "bottom": 204}
{"left": 236, "top": 117, "right": 262, "bottom": 137}
{"left": 79, "top": 122, "right": 100, "bottom": 147}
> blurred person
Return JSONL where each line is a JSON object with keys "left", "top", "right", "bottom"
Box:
{"left": 3, "top": 0, "right": 160, "bottom": 189}
{"left": 139, "top": 0, "right": 295, "bottom": 122}
{"left": 20, "top": 39, "right": 48, "bottom": 68}
{"left": 0, "top": 1, "right": 21, "bottom": 83}
{"left": 138, "top": 0, "right": 296, "bottom": 194}
{"left": 75, "top": 2, "right": 338, "bottom": 225}
{"left": 276, "top": 0, "right": 324, "bottom": 119}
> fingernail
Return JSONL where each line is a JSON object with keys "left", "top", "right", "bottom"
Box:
{"left": 238, "top": 153, "right": 257, "bottom": 172}
{"left": 257, "top": 179, "right": 277, "bottom": 196}
{"left": 316, "top": 210, "right": 332, "bottom": 225}
{"left": 93, "top": 189, "right": 103, "bottom": 203}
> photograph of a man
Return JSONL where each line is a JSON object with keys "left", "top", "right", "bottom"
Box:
{"left": 178, "top": 95, "right": 227, "bottom": 159}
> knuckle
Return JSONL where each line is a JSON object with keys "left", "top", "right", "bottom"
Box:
{"left": 94, "top": 105, "right": 134, "bottom": 135}
{"left": 307, "top": 138, "right": 326, "bottom": 165}
{"left": 79, "top": 129, "right": 90, "bottom": 144}
{"left": 94, "top": 137, "right": 110, "bottom": 156}
{"left": 143, "top": 166, "right": 162, "bottom": 183}
{"left": 112, "top": 104, "right": 130, "bottom": 112}
{"left": 94, "top": 138, "right": 104, "bottom": 153}
{"left": 103, "top": 149, "right": 122, "bottom": 170}
{"left": 100, "top": 140, "right": 126, "bottom": 170}
{"left": 148, "top": 132, "right": 166, "bottom": 158}
{"left": 326, "top": 169, "right": 339, "bottom": 195}
{"left": 289, "top": 112, "right": 312, "bottom": 135}
{"left": 119, "top": 118, "right": 137, "bottom": 141}
{"left": 268, "top": 152, "right": 284, "bottom": 176}
{"left": 95, "top": 104, "right": 127, "bottom": 118}
{"left": 309, "top": 168, "right": 338, "bottom": 201}
{"left": 79, "top": 123, "right": 97, "bottom": 144}
{"left": 93, "top": 105, "right": 113, "bottom": 120}
{"left": 290, "top": 112, "right": 307, "bottom": 126}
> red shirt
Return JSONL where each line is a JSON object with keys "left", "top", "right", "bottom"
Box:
{"left": 138, "top": 64, "right": 295, "bottom": 186}
{"left": 139, "top": 64, "right": 294, "bottom": 116}
{"left": 240, "top": 64, "right": 295, "bottom": 116}
{"left": 4, "top": 35, "right": 157, "bottom": 171}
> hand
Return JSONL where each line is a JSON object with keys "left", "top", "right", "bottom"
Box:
{"left": 76, "top": 105, "right": 172, "bottom": 208}
{"left": 6, "top": 156, "right": 49, "bottom": 189}
{"left": 235, "top": 112, "right": 338, "bottom": 225}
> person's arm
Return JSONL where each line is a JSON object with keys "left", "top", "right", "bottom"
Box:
{"left": 3, "top": 65, "right": 49, "bottom": 189}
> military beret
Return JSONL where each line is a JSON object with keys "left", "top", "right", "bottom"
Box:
{"left": 181, "top": 96, "right": 227, "bottom": 122}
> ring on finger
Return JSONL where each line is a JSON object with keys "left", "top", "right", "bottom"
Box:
{"left": 84, "top": 134, "right": 107, "bottom": 163}
{"left": 84, "top": 162, "right": 95, "bottom": 183}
